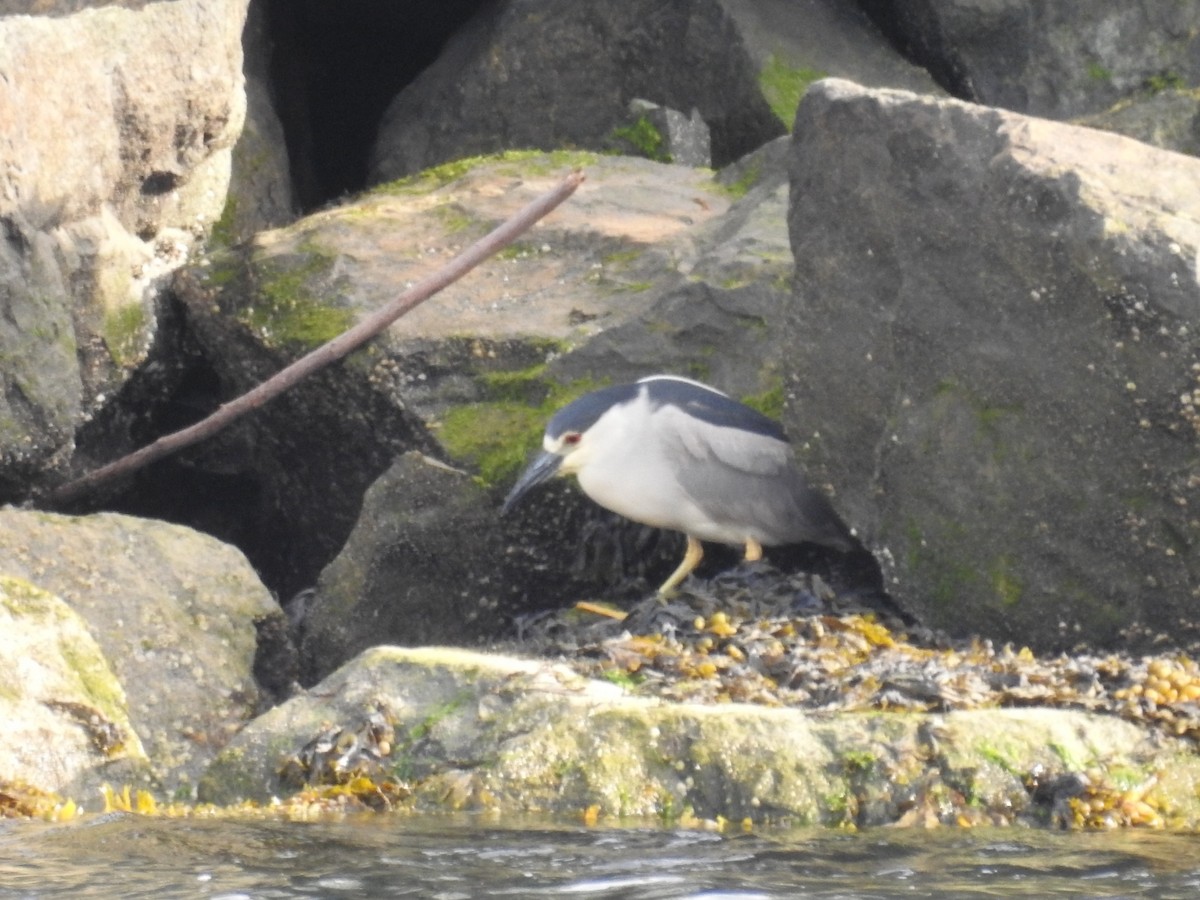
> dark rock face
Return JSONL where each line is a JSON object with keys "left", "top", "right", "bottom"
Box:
{"left": 297, "top": 451, "right": 605, "bottom": 683}
{"left": 296, "top": 452, "right": 501, "bottom": 683}
{"left": 785, "top": 79, "right": 1200, "bottom": 650}
{"left": 858, "top": 0, "right": 1200, "bottom": 118}
{"left": 368, "top": 0, "right": 783, "bottom": 183}
{"left": 132, "top": 266, "right": 439, "bottom": 602}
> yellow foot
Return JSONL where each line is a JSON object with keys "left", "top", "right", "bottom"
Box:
{"left": 656, "top": 535, "right": 704, "bottom": 596}
{"left": 744, "top": 537, "right": 763, "bottom": 563}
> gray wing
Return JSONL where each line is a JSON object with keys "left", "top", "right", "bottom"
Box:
{"left": 656, "top": 404, "right": 853, "bottom": 549}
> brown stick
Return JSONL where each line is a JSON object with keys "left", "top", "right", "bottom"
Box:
{"left": 46, "top": 169, "right": 587, "bottom": 507}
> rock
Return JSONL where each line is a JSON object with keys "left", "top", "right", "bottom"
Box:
{"left": 221, "top": 0, "right": 297, "bottom": 244}
{"left": 0, "top": 219, "right": 81, "bottom": 498}
{"left": 199, "top": 645, "right": 1200, "bottom": 827}
{"left": 551, "top": 140, "right": 797, "bottom": 394}
{"left": 617, "top": 99, "right": 712, "bottom": 167}
{"left": 0, "top": 575, "right": 148, "bottom": 798}
{"left": 368, "top": 0, "right": 783, "bottom": 183}
{"left": 0, "top": 509, "right": 278, "bottom": 797}
{"left": 717, "top": 0, "right": 943, "bottom": 122}
{"left": 858, "top": 0, "right": 1200, "bottom": 119}
{"left": 0, "top": 0, "right": 249, "bottom": 498}
{"left": 1078, "top": 88, "right": 1200, "bottom": 157}
{"left": 785, "top": 79, "right": 1200, "bottom": 649}
{"left": 298, "top": 452, "right": 510, "bottom": 683}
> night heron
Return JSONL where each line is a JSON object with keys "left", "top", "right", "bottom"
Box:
{"left": 502, "top": 375, "right": 855, "bottom": 595}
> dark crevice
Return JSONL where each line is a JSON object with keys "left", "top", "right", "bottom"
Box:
{"left": 262, "top": 0, "right": 491, "bottom": 211}
{"left": 854, "top": 0, "right": 972, "bottom": 101}
{"left": 141, "top": 171, "right": 181, "bottom": 195}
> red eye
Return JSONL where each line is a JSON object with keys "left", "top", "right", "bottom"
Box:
{"left": 563, "top": 432, "right": 581, "bottom": 445}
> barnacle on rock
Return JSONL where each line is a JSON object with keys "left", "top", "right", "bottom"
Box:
{"left": 277, "top": 708, "right": 409, "bottom": 812}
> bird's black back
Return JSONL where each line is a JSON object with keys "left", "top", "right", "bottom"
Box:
{"left": 640, "top": 376, "right": 788, "bottom": 442}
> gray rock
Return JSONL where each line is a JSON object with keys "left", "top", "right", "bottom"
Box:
{"left": 0, "top": 509, "right": 278, "bottom": 797}
{"left": 368, "top": 0, "right": 782, "bottom": 183}
{"left": 621, "top": 99, "right": 712, "bottom": 167}
{"left": 858, "top": 0, "right": 1200, "bottom": 119}
{"left": 1078, "top": 88, "right": 1200, "bottom": 158}
{"left": 198, "top": 645, "right": 1200, "bottom": 826}
{"left": 0, "top": 217, "right": 81, "bottom": 496}
{"left": 222, "top": 0, "right": 297, "bottom": 244}
{"left": 785, "top": 79, "right": 1200, "bottom": 649}
{"left": 298, "top": 453, "right": 509, "bottom": 683}
{"left": 0, "top": 0, "right": 249, "bottom": 498}
{"left": 0, "top": 575, "right": 149, "bottom": 799}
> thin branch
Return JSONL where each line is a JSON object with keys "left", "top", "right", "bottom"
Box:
{"left": 46, "top": 169, "right": 587, "bottom": 507}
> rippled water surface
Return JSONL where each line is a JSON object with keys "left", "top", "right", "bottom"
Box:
{"left": 2, "top": 815, "right": 1200, "bottom": 898}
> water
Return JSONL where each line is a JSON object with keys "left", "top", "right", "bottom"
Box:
{"left": 2, "top": 814, "right": 1199, "bottom": 898}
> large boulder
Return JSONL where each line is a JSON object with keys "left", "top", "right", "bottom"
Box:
{"left": 0, "top": 509, "right": 279, "bottom": 797}
{"left": 0, "top": 0, "right": 248, "bottom": 498}
{"left": 785, "top": 79, "right": 1200, "bottom": 650}
{"left": 368, "top": 0, "right": 783, "bottom": 182}
{"left": 297, "top": 452, "right": 514, "bottom": 683}
{"left": 199, "top": 645, "right": 1200, "bottom": 826}
{"left": 0, "top": 575, "right": 148, "bottom": 799}
{"left": 858, "top": 0, "right": 1200, "bottom": 120}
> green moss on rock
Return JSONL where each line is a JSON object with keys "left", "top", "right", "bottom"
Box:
{"left": 102, "top": 301, "right": 148, "bottom": 369}
{"left": 209, "top": 195, "right": 238, "bottom": 248}
{"left": 436, "top": 372, "right": 604, "bottom": 486}
{"left": 740, "top": 380, "right": 786, "bottom": 421}
{"left": 610, "top": 116, "right": 670, "bottom": 163}
{"left": 375, "top": 149, "right": 600, "bottom": 196}
{"left": 245, "top": 242, "right": 355, "bottom": 349}
{"left": 0, "top": 575, "right": 133, "bottom": 736}
{"left": 759, "top": 55, "right": 828, "bottom": 129}
{"left": 718, "top": 159, "right": 764, "bottom": 199}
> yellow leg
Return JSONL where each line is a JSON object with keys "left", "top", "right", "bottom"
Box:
{"left": 657, "top": 535, "right": 704, "bottom": 596}
{"left": 744, "top": 537, "right": 763, "bottom": 562}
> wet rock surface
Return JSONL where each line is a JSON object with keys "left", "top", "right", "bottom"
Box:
{"left": 199, "top": 627, "right": 1200, "bottom": 829}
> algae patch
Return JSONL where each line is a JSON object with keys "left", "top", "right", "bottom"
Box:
{"left": 610, "top": 116, "right": 670, "bottom": 163}
{"left": 375, "top": 149, "right": 600, "bottom": 196}
{"left": 740, "top": 379, "right": 786, "bottom": 421}
{"left": 103, "top": 301, "right": 149, "bottom": 369}
{"left": 436, "top": 371, "right": 605, "bottom": 486}
{"left": 718, "top": 159, "right": 764, "bottom": 199}
{"left": 759, "top": 55, "right": 828, "bottom": 129}
{"left": 244, "top": 242, "right": 354, "bottom": 349}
